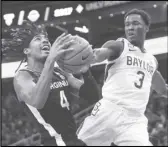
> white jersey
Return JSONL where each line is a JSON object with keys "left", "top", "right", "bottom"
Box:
{"left": 102, "top": 38, "right": 158, "bottom": 114}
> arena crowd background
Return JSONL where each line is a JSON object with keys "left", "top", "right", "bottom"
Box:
{"left": 1, "top": 1, "right": 168, "bottom": 146}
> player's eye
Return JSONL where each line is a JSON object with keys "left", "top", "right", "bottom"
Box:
{"left": 133, "top": 21, "right": 140, "bottom": 25}
{"left": 35, "top": 37, "right": 41, "bottom": 41}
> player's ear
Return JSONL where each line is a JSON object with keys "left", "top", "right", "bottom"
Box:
{"left": 23, "top": 48, "right": 30, "bottom": 55}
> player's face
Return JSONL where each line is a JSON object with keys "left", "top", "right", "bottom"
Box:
{"left": 124, "top": 14, "right": 149, "bottom": 46}
{"left": 26, "top": 34, "right": 51, "bottom": 61}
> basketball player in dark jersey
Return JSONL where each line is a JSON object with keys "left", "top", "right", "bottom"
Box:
{"left": 2, "top": 20, "right": 99, "bottom": 146}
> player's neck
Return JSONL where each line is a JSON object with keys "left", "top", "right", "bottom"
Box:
{"left": 133, "top": 41, "right": 145, "bottom": 52}
{"left": 140, "top": 39, "right": 146, "bottom": 51}
{"left": 27, "top": 58, "right": 44, "bottom": 73}
{"left": 139, "top": 44, "right": 144, "bottom": 51}
{"left": 139, "top": 44, "right": 146, "bottom": 53}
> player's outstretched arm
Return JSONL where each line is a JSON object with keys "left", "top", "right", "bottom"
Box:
{"left": 92, "top": 40, "right": 124, "bottom": 63}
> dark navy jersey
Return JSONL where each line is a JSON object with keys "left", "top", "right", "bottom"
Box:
{"left": 17, "top": 67, "right": 77, "bottom": 145}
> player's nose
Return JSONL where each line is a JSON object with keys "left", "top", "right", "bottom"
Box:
{"left": 128, "top": 24, "right": 134, "bottom": 31}
{"left": 41, "top": 38, "right": 49, "bottom": 44}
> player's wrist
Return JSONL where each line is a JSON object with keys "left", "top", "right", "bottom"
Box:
{"left": 79, "top": 65, "right": 90, "bottom": 74}
{"left": 47, "top": 54, "right": 57, "bottom": 62}
{"left": 82, "top": 69, "right": 93, "bottom": 81}
{"left": 93, "top": 48, "right": 108, "bottom": 63}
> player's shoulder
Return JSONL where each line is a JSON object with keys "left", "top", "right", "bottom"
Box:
{"left": 117, "top": 37, "right": 135, "bottom": 48}
{"left": 143, "top": 51, "right": 158, "bottom": 69}
{"left": 14, "top": 68, "right": 35, "bottom": 85}
{"left": 148, "top": 53, "right": 158, "bottom": 68}
{"left": 102, "top": 38, "right": 124, "bottom": 52}
{"left": 14, "top": 69, "right": 29, "bottom": 79}
{"left": 14, "top": 64, "right": 30, "bottom": 78}
{"left": 116, "top": 37, "right": 130, "bottom": 44}
{"left": 13, "top": 71, "right": 29, "bottom": 93}
{"left": 116, "top": 37, "right": 127, "bottom": 42}
{"left": 53, "top": 66, "right": 68, "bottom": 79}
{"left": 144, "top": 50, "right": 156, "bottom": 60}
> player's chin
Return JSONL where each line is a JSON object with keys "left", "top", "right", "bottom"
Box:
{"left": 41, "top": 50, "right": 50, "bottom": 56}
{"left": 128, "top": 37, "right": 136, "bottom": 43}
{"left": 41, "top": 52, "right": 49, "bottom": 59}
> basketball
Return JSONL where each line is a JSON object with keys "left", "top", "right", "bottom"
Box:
{"left": 57, "top": 35, "right": 93, "bottom": 74}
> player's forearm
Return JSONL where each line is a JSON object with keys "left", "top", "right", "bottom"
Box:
{"left": 66, "top": 74, "right": 84, "bottom": 91}
{"left": 79, "top": 70, "right": 101, "bottom": 102}
{"left": 32, "top": 56, "right": 55, "bottom": 109}
{"left": 93, "top": 48, "right": 112, "bottom": 63}
{"left": 92, "top": 40, "right": 123, "bottom": 64}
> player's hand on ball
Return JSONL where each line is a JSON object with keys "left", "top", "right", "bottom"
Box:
{"left": 72, "top": 35, "right": 94, "bottom": 64}
{"left": 79, "top": 65, "right": 90, "bottom": 74}
{"left": 49, "top": 33, "right": 75, "bottom": 61}
{"left": 72, "top": 35, "right": 90, "bottom": 49}
{"left": 56, "top": 34, "right": 94, "bottom": 74}
{"left": 92, "top": 48, "right": 108, "bottom": 63}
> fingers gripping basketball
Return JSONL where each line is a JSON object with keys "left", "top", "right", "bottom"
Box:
{"left": 57, "top": 35, "right": 93, "bottom": 74}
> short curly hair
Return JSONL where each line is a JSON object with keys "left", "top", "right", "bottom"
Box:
{"left": 124, "top": 9, "right": 151, "bottom": 27}
{"left": 2, "top": 20, "right": 48, "bottom": 55}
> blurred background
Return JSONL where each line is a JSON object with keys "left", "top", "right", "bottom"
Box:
{"left": 1, "top": 1, "right": 168, "bottom": 146}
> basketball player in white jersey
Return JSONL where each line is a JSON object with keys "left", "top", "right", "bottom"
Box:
{"left": 77, "top": 9, "right": 167, "bottom": 146}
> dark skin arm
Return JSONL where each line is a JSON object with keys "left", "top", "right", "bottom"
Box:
{"left": 92, "top": 40, "right": 124, "bottom": 63}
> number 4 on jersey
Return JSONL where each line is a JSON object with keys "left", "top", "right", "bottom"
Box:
{"left": 60, "top": 91, "right": 70, "bottom": 110}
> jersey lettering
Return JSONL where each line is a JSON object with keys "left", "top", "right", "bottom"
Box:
{"left": 126, "top": 56, "right": 154, "bottom": 75}
{"left": 50, "top": 80, "right": 69, "bottom": 89}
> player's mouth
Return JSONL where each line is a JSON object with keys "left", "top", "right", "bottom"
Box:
{"left": 41, "top": 45, "right": 50, "bottom": 52}
{"left": 128, "top": 32, "right": 135, "bottom": 37}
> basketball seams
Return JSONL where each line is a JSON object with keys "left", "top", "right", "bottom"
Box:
{"left": 57, "top": 51, "right": 92, "bottom": 66}
{"left": 57, "top": 61, "right": 87, "bottom": 66}
{"left": 56, "top": 36, "right": 93, "bottom": 74}
{"left": 60, "top": 44, "right": 90, "bottom": 61}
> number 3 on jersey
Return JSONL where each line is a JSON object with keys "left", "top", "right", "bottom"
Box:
{"left": 60, "top": 91, "right": 70, "bottom": 110}
{"left": 135, "top": 71, "right": 145, "bottom": 89}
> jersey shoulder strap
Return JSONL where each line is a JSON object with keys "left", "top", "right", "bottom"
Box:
{"left": 53, "top": 67, "right": 67, "bottom": 80}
